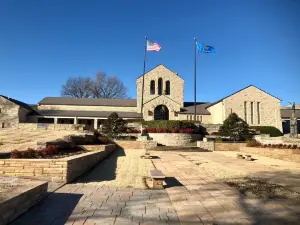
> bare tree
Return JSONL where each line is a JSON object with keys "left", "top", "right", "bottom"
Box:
{"left": 61, "top": 77, "right": 93, "bottom": 98}
{"left": 61, "top": 72, "right": 128, "bottom": 99}
{"left": 90, "top": 72, "right": 128, "bottom": 99}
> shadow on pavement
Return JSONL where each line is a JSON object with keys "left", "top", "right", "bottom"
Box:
{"left": 11, "top": 192, "right": 82, "bottom": 225}
{"left": 164, "top": 177, "right": 184, "bottom": 188}
{"left": 74, "top": 148, "right": 126, "bottom": 184}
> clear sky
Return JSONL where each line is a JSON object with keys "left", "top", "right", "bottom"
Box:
{"left": 0, "top": 0, "right": 299, "bottom": 105}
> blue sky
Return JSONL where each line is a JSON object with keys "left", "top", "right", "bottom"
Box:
{"left": 0, "top": 0, "right": 299, "bottom": 105}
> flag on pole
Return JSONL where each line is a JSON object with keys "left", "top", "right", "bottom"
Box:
{"left": 147, "top": 40, "right": 162, "bottom": 51}
{"left": 196, "top": 42, "right": 215, "bottom": 53}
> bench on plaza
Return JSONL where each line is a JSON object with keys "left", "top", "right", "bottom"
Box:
{"left": 236, "top": 153, "right": 253, "bottom": 161}
{"left": 150, "top": 169, "right": 165, "bottom": 189}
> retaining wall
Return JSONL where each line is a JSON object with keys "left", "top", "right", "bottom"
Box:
{"left": 197, "top": 141, "right": 246, "bottom": 151}
{"left": 0, "top": 178, "right": 48, "bottom": 225}
{"left": 148, "top": 133, "right": 201, "bottom": 146}
{"left": 197, "top": 141, "right": 214, "bottom": 151}
{"left": 240, "top": 146, "right": 300, "bottom": 163}
{"left": 0, "top": 144, "right": 117, "bottom": 183}
{"left": 113, "top": 140, "right": 157, "bottom": 149}
{"left": 18, "top": 123, "right": 85, "bottom": 131}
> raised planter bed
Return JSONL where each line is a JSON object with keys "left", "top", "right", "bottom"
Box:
{"left": 0, "top": 144, "right": 117, "bottom": 183}
{"left": 148, "top": 133, "right": 201, "bottom": 146}
{"left": 240, "top": 146, "right": 300, "bottom": 163}
{"left": 0, "top": 177, "right": 48, "bottom": 225}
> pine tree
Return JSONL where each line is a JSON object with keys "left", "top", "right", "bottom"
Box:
{"left": 102, "top": 112, "right": 127, "bottom": 138}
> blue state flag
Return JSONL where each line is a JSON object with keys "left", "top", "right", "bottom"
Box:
{"left": 196, "top": 42, "right": 215, "bottom": 53}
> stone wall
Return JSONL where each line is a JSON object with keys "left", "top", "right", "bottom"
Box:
{"left": 240, "top": 146, "right": 300, "bottom": 163}
{"left": 148, "top": 133, "right": 201, "bottom": 146}
{"left": 215, "top": 142, "right": 246, "bottom": 151}
{"left": 196, "top": 141, "right": 246, "bottom": 151}
{"left": 0, "top": 178, "right": 48, "bottom": 225}
{"left": 0, "top": 145, "right": 116, "bottom": 183}
{"left": 113, "top": 140, "right": 157, "bottom": 149}
{"left": 0, "top": 96, "right": 19, "bottom": 128}
{"left": 254, "top": 135, "right": 300, "bottom": 146}
{"left": 18, "top": 123, "right": 86, "bottom": 131}
{"left": 197, "top": 141, "right": 214, "bottom": 151}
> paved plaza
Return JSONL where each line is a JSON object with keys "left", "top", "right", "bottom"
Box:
{"left": 12, "top": 149, "right": 300, "bottom": 225}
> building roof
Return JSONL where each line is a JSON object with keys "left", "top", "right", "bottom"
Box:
{"left": 206, "top": 85, "right": 281, "bottom": 109}
{"left": 280, "top": 109, "right": 300, "bottom": 119}
{"left": 136, "top": 64, "right": 184, "bottom": 80}
{"left": 179, "top": 102, "right": 211, "bottom": 115}
{"left": 0, "top": 95, "right": 35, "bottom": 112}
{"left": 38, "top": 97, "right": 137, "bottom": 107}
{"left": 36, "top": 110, "right": 142, "bottom": 118}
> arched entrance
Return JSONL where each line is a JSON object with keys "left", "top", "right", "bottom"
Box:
{"left": 154, "top": 105, "right": 169, "bottom": 120}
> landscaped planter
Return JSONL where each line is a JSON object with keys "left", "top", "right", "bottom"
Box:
{"left": 240, "top": 146, "right": 300, "bottom": 163}
{"left": 0, "top": 144, "right": 117, "bottom": 183}
{"left": 79, "top": 144, "right": 117, "bottom": 151}
{"left": 0, "top": 177, "right": 48, "bottom": 225}
{"left": 148, "top": 133, "right": 201, "bottom": 146}
{"left": 113, "top": 140, "right": 157, "bottom": 149}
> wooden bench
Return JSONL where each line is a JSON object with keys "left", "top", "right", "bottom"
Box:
{"left": 150, "top": 169, "right": 165, "bottom": 189}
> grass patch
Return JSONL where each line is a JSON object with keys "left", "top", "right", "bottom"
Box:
{"left": 226, "top": 177, "right": 300, "bottom": 200}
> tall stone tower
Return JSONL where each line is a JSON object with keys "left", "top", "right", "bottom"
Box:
{"left": 136, "top": 65, "right": 184, "bottom": 121}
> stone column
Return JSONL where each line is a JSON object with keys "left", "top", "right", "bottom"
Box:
{"left": 54, "top": 117, "right": 58, "bottom": 124}
{"left": 94, "top": 118, "right": 98, "bottom": 130}
{"left": 74, "top": 117, "right": 77, "bottom": 124}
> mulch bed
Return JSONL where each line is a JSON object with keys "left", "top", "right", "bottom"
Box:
{"left": 226, "top": 177, "right": 300, "bottom": 200}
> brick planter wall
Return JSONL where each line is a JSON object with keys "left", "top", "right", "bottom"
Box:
{"left": 0, "top": 144, "right": 117, "bottom": 183}
{"left": 197, "top": 142, "right": 246, "bottom": 151}
{"left": 240, "top": 146, "right": 300, "bottom": 163}
{"left": 0, "top": 179, "right": 48, "bottom": 225}
{"left": 113, "top": 140, "right": 157, "bottom": 149}
{"left": 148, "top": 133, "right": 201, "bottom": 146}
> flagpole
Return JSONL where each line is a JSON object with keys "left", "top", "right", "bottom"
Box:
{"left": 140, "top": 36, "right": 147, "bottom": 133}
{"left": 194, "top": 38, "right": 197, "bottom": 122}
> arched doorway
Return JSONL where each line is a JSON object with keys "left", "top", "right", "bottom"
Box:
{"left": 154, "top": 105, "right": 169, "bottom": 120}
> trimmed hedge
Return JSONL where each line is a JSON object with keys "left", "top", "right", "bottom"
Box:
{"left": 251, "top": 126, "right": 283, "bottom": 137}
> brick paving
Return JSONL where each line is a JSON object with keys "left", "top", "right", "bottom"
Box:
{"left": 11, "top": 149, "right": 300, "bottom": 225}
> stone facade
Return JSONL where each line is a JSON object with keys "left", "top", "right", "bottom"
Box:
{"left": 0, "top": 96, "right": 20, "bottom": 128}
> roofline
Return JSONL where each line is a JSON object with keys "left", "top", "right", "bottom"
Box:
{"left": 136, "top": 64, "right": 184, "bottom": 81}
{"left": 0, "top": 94, "right": 35, "bottom": 112}
{"left": 205, "top": 85, "right": 281, "bottom": 109}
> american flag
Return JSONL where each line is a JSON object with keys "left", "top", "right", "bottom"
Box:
{"left": 147, "top": 40, "right": 162, "bottom": 51}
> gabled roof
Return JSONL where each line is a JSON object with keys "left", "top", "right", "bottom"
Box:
{"left": 281, "top": 109, "right": 300, "bottom": 119}
{"left": 38, "top": 97, "right": 137, "bottom": 107}
{"left": 36, "top": 110, "right": 141, "bottom": 118}
{"left": 206, "top": 85, "right": 281, "bottom": 109}
{"left": 179, "top": 102, "right": 211, "bottom": 115}
{"left": 136, "top": 64, "right": 184, "bottom": 81}
{"left": 0, "top": 95, "right": 35, "bottom": 111}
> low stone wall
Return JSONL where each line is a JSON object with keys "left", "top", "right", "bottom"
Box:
{"left": 0, "top": 178, "right": 48, "bottom": 225}
{"left": 254, "top": 135, "right": 300, "bottom": 146}
{"left": 148, "top": 133, "right": 201, "bottom": 146}
{"left": 18, "top": 123, "right": 85, "bottom": 131}
{"left": 113, "top": 140, "right": 157, "bottom": 149}
{"left": 0, "top": 145, "right": 117, "bottom": 183}
{"left": 240, "top": 146, "right": 300, "bottom": 163}
{"left": 197, "top": 141, "right": 246, "bottom": 151}
{"left": 197, "top": 141, "right": 214, "bottom": 151}
{"left": 79, "top": 144, "right": 117, "bottom": 151}
{"left": 215, "top": 143, "right": 246, "bottom": 151}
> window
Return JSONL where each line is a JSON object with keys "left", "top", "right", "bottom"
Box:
{"left": 200, "top": 116, "right": 202, "bottom": 122}
{"left": 165, "top": 80, "right": 170, "bottom": 95}
{"left": 189, "top": 115, "right": 193, "bottom": 121}
{"left": 230, "top": 108, "right": 233, "bottom": 114}
{"left": 187, "top": 115, "right": 189, "bottom": 120}
{"left": 257, "top": 102, "right": 260, "bottom": 124}
{"left": 150, "top": 80, "right": 155, "bottom": 95}
{"left": 197, "top": 115, "right": 199, "bottom": 121}
{"left": 250, "top": 102, "right": 253, "bottom": 124}
{"left": 158, "top": 78, "right": 163, "bottom": 95}
{"left": 244, "top": 102, "right": 247, "bottom": 122}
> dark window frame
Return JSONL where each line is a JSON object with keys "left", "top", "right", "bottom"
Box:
{"left": 165, "top": 80, "right": 170, "bottom": 95}
{"left": 150, "top": 80, "right": 155, "bottom": 95}
{"left": 158, "top": 78, "right": 163, "bottom": 95}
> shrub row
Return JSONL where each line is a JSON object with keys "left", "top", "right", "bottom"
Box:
{"left": 246, "top": 139, "right": 300, "bottom": 149}
{"left": 250, "top": 126, "right": 283, "bottom": 137}
{"left": 11, "top": 145, "right": 84, "bottom": 159}
{"left": 127, "top": 127, "right": 196, "bottom": 134}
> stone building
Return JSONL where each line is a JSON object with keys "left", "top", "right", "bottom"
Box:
{"left": 0, "top": 64, "right": 297, "bottom": 131}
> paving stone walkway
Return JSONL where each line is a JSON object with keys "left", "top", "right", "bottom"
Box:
{"left": 11, "top": 149, "right": 300, "bottom": 225}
